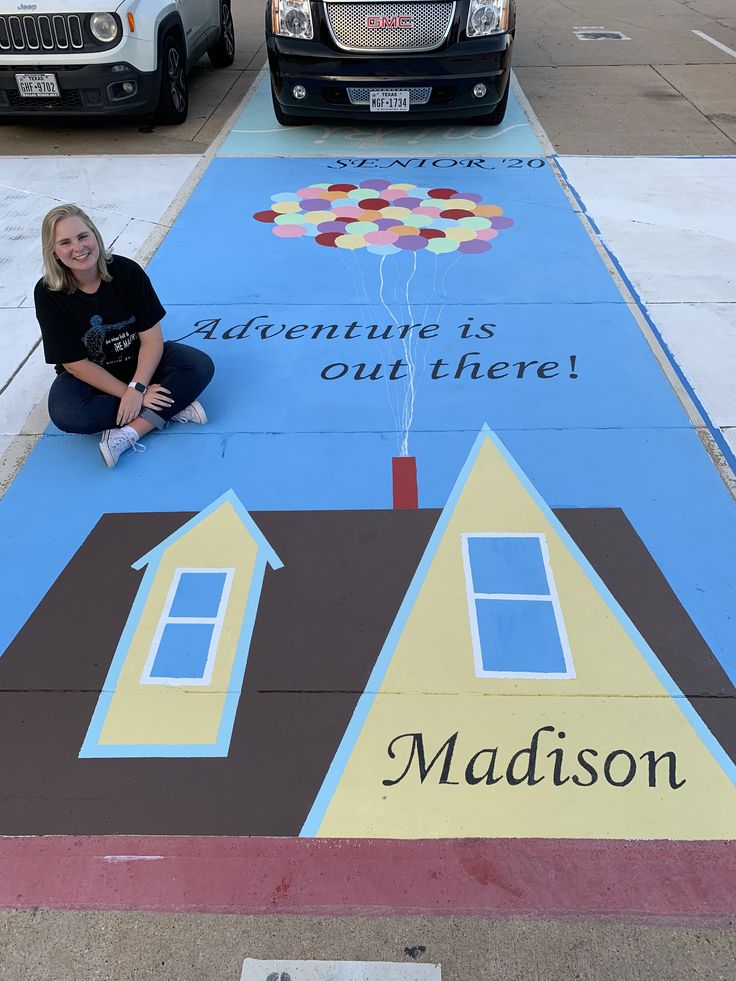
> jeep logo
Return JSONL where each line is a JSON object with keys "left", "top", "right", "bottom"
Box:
{"left": 17, "top": 3, "right": 38, "bottom": 9}
{"left": 365, "top": 14, "right": 414, "bottom": 28}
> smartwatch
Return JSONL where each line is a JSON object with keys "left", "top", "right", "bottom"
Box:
{"left": 128, "top": 381, "right": 147, "bottom": 394}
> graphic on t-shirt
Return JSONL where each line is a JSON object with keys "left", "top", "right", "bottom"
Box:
{"left": 82, "top": 313, "right": 137, "bottom": 364}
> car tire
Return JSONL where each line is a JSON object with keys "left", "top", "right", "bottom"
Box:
{"left": 155, "top": 33, "right": 189, "bottom": 125}
{"left": 271, "top": 84, "right": 304, "bottom": 126}
{"left": 472, "top": 80, "right": 509, "bottom": 126}
{"left": 208, "top": 1, "right": 236, "bottom": 68}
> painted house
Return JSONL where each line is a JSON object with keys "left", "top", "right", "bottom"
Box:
{"left": 0, "top": 431, "right": 735, "bottom": 836}
{"left": 80, "top": 490, "right": 282, "bottom": 758}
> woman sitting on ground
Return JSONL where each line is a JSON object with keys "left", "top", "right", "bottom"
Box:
{"left": 34, "top": 203, "right": 214, "bottom": 468}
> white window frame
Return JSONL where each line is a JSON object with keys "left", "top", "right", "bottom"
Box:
{"left": 461, "top": 533, "right": 575, "bottom": 680}
{"left": 140, "top": 567, "right": 235, "bottom": 686}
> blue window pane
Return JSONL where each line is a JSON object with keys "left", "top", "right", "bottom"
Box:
{"left": 150, "top": 622, "right": 214, "bottom": 679}
{"left": 467, "top": 536, "right": 549, "bottom": 596}
{"left": 169, "top": 571, "right": 227, "bottom": 619}
{"left": 475, "top": 598, "right": 567, "bottom": 674}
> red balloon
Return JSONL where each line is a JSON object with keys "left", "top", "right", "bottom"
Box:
{"left": 358, "top": 198, "right": 389, "bottom": 210}
{"left": 253, "top": 210, "right": 279, "bottom": 223}
{"left": 419, "top": 228, "right": 445, "bottom": 239}
{"left": 440, "top": 209, "right": 474, "bottom": 219}
{"left": 427, "top": 188, "right": 457, "bottom": 199}
{"left": 315, "top": 232, "right": 341, "bottom": 247}
{"left": 328, "top": 184, "right": 357, "bottom": 192}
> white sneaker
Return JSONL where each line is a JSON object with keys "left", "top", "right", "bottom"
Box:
{"left": 99, "top": 427, "right": 145, "bottom": 469}
{"left": 171, "top": 400, "right": 207, "bottom": 425}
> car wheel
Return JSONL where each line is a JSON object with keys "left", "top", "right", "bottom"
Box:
{"left": 271, "top": 84, "right": 304, "bottom": 126}
{"left": 208, "top": 1, "right": 236, "bottom": 68}
{"left": 472, "top": 80, "right": 509, "bottom": 126}
{"left": 156, "top": 34, "right": 189, "bottom": 125}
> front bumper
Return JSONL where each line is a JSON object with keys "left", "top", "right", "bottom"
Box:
{"left": 267, "top": 32, "right": 513, "bottom": 121}
{"left": 0, "top": 62, "right": 159, "bottom": 118}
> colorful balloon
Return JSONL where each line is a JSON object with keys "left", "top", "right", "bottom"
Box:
{"left": 253, "top": 180, "right": 514, "bottom": 255}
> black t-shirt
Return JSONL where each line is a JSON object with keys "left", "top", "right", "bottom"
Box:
{"left": 34, "top": 255, "right": 166, "bottom": 382}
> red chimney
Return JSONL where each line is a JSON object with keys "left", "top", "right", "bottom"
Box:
{"left": 392, "top": 456, "right": 418, "bottom": 509}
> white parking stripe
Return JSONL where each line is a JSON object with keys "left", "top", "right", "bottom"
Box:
{"left": 692, "top": 30, "right": 736, "bottom": 60}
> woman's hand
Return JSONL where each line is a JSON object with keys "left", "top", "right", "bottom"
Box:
{"left": 117, "top": 388, "right": 144, "bottom": 426}
{"left": 143, "top": 384, "right": 174, "bottom": 412}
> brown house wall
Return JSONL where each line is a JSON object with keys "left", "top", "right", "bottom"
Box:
{"left": 0, "top": 506, "right": 732, "bottom": 835}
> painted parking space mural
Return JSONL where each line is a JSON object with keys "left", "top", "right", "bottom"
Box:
{"left": 1, "top": 150, "right": 736, "bottom": 839}
{"left": 219, "top": 72, "right": 544, "bottom": 157}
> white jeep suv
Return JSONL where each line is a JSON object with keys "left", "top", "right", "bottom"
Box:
{"left": 0, "top": 1, "right": 235, "bottom": 123}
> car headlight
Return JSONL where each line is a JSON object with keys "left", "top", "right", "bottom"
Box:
{"left": 466, "top": 0, "right": 509, "bottom": 37}
{"left": 90, "top": 13, "right": 119, "bottom": 43}
{"left": 273, "top": 0, "right": 314, "bottom": 40}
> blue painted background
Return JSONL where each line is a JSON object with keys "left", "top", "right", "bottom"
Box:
{"left": 1, "top": 157, "right": 736, "bottom": 695}
{"left": 149, "top": 158, "right": 618, "bottom": 306}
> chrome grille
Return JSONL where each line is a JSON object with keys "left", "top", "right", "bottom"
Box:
{"left": 348, "top": 86, "right": 432, "bottom": 104}
{"left": 325, "top": 1, "right": 454, "bottom": 52}
{"left": 0, "top": 13, "right": 86, "bottom": 53}
{"left": 39, "top": 17, "right": 54, "bottom": 49}
{"left": 23, "top": 16, "right": 39, "bottom": 50}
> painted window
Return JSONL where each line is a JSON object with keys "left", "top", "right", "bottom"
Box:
{"left": 140, "top": 568, "right": 235, "bottom": 686}
{"left": 461, "top": 534, "right": 574, "bottom": 679}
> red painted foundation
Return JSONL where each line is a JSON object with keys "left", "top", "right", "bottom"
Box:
{"left": 1, "top": 836, "right": 735, "bottom": 921}
{"left": 392, "top": 456, "right": 418, "bottom": 510}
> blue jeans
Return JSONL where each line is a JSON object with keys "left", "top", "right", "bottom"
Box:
{"left": 48, "top": 342, "right": 215, "bottom": 434}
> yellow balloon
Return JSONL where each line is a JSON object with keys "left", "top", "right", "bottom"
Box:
{"left": 301, "top": 210, "right": 336, "bottom": 224}
{"left": 444, "top": 198, "right": 478, "bottom": 211}
{"left": 335, "top": 234, "right": 366, "bottom": 250}
{"left": 444, "top": 227, "right": 477, "bottom": 242}
{"left": 272, "top": 200, "right": 301, "bottom": 214}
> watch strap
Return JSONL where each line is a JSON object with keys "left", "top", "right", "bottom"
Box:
{"left": 128, "top": 381, "right": 147, "bottom": 394}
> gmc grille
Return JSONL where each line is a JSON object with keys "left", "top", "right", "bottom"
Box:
{"left": 347, "top": 85, "right": 432, "bottom": 104}
{"left": 325, "top": 1, "right": 455, "bottom": 52}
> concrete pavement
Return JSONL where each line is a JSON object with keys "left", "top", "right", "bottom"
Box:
{"left": 514, "top": 0, "right": 736, "bottom": 154}
{"left": 3, "top": 910, "right": 736, "bottom": 981}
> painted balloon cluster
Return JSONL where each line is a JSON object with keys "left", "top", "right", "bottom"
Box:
{"left": 253, "top": 179, "right": 514, "bottom": 256}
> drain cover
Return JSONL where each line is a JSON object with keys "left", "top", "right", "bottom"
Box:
{"left": 241, "top": 962, "right": 441, "bottom": 981}
{"left": 574, "top": 26, "right": 630, "bottom": 40}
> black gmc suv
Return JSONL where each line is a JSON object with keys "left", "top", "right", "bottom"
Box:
{"left": 265, "top": 0, "right": 515, "bottom": 125}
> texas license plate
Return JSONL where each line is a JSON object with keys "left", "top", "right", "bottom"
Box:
{"left": 16, "top": 73, "right": 60, "bottom": 98}
{"left": 369, "top": 89, "right": 410, "bottom": 111}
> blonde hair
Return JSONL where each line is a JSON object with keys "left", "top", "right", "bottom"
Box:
{"left": 41, "top": 203, "right": 112, "bottom": 293}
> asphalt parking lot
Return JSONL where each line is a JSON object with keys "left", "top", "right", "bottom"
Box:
{"left": 0, "top": 1, "right": 265, "bottom": 156}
